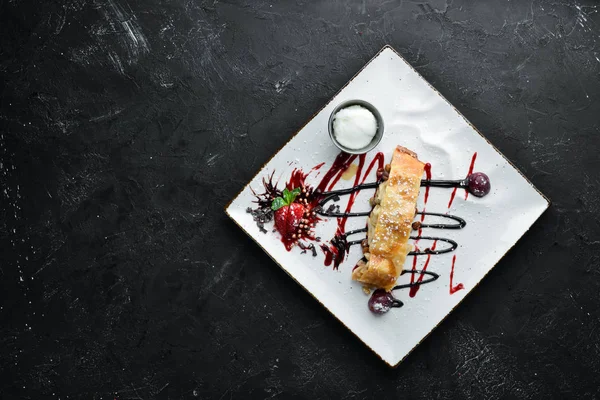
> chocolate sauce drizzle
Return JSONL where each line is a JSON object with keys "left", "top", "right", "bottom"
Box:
{"left": 421, "top": 179, "right": 468, "bottom": 189}
{"left": 315, "top": 182, "right": 378, "bottom": 218}
{"left": 316, "top": 181, "right": 467, "bottom": 230}
{"left": 408, "top": 236, "right": 457, "bottom": 255}
{"left": 343, "top": 230, "right": 457, "bottom": 255}
{"left": 318, "top": 176, "right": 468, "bottom": 200}
{"left": 344, "top": 228, "right": 367, "bottom": 246}
{"left": 414, "top": 212, "right": 466, "bottom": 229}
{"left": 387, "top": 270, "right": 441, "bottom": 308}
{"left": 394, "top": 269, "right": 440, "bottom": 290}
{"left": 315, "top": 177, "right": 467, "bottom": 300}
{"left": 249, "top": 154, "right": 481, "bottom": 314}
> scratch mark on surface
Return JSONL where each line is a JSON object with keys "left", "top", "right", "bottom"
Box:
{"left": 90, "top": 108, "right": 124, "bottom": 122}
{"left": 524, "top": 105, "right": 547, "bottom": 116}
{"left": 108, "top": 51, "right": 125, "bottom": 74}
{"left": 574, "top": 4, "right": 595, "bottom": 33}
{"left": 275, "top": 77, "right": 292, "bottom": 93}
{"left": 157, "top": 382, "right": 170, "bottom": 394}
{"left": 515, "top": 54, "right": 533, "bottom": 72}
{"left": 53, "top": 10, "right": 67, "bottom": 35}
{"left": 102, "top": 0, "right": 150, "bottom": 63}
{"left": 199, "top": 249, "right": 241, "bottom": 301}
{"left": 206, "top": 153, "right": 221, "bottom": 167}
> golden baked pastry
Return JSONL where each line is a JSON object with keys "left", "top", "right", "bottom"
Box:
{"left": 352, "top": 146, "right": 425, "bottom": 290}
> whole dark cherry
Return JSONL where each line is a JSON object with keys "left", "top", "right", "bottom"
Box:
{"left": 368, "top": 289, "right": 402, "bottom": 314}
{"left": 466, "top": 172, "right": 491, "bottom": 197}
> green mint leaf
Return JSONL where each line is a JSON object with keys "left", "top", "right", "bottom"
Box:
{"left": 286, "top": 187, "right": 301, "bottom": 204}
{"left": 283, "top": 188, "right": 293, "bottom": 204}
{"left": 271, "top": 197, "right": 286, "bottom": 211}
{"left": 287, "top": 187, "right": 300, "bottom": 204}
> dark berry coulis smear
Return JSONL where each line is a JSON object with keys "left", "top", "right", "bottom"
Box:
{"left": 315, "top": 152, "right": 384, "bottom": 270}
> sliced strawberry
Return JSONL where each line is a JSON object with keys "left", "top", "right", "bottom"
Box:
{"left": 274, "top": 203, "right": 305, "bottom": 239}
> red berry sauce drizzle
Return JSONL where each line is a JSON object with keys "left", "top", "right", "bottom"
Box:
{"left": 247, "top": 151, "right": 490, "bottom": 314}
{"left": 319, "top": 152, "right": 385, "bottom": 269}
{"left": 420, "top": 163, "right": 432, "bottom": 233}
{"left": 449, "top": 255, "right": 464, "bottom": 294}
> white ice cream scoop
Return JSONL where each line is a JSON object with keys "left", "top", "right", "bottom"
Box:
{"left": 328, "top": 100, "right": 384, "bottom": 154}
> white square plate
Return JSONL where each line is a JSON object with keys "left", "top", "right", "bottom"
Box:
{"left": 226, "top": 46, "right": 549, "bottom": 366}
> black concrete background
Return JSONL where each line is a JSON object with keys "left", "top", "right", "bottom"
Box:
{"left": 1, "top": 0, "right": 599, "bottom": 398}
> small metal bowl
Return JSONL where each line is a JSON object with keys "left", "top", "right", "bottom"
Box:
{"left": 328, "top": 99, "right": 384, "bottom": 154}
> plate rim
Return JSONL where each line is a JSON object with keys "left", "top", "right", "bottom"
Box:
{"left": 224, "top": 44, "right": 551, "bottom": 367}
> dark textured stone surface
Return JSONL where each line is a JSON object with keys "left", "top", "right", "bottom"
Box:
{"left": 1, "top": 0, "right": 599, "bottom": 398}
